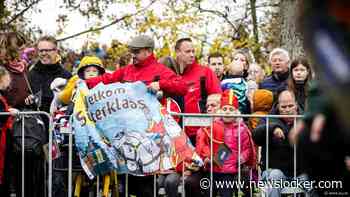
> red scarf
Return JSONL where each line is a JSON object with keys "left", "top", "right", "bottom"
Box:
{"left": 0, "top": 96, "right": 13, "bottom": 184}
{"left": 5, "top": 60, "right": 27, "bottom": 73}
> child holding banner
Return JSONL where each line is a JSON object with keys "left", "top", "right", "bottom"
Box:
{"left": 49, "top": 56, "right": 106, "bottom": 197}
{"left": 56, "top": 55, "right": 106, "bottom": 105}
{"left": 196, "top": 89, "right": 256, "bottom": 197}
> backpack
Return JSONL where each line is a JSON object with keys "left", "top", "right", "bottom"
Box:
{"left": 12, "top": 114, "right": 47, "bottom": 156}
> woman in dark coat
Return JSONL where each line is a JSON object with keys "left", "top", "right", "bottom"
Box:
{"left": 0, "top": 32, "right": 30, "bottom": 110}
{"left": 287, "top": 58, "right": 313, "bottom": 113}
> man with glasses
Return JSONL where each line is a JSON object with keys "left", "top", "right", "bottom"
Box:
{"left": 25, "top": 35, "right": 71, "bottom": 112}
{"left": 23, "top": 36, "right": 71, "bottom": 197}
{"left": 85, "top": 35, "right": 187, "bottom": 97}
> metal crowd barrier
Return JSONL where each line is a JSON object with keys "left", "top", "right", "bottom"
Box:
{"left": 0, "top": 111, "right": 53, "bottom": 197}
{"left": 48, "top": 111, "right": 304, "bottom": 197}
{"left": 52, "top": 114, "right": 114, "bottom": 197}
{"left": 169, "top": 112, "right": 304, "bottom": 197}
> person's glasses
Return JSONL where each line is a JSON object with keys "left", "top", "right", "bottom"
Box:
{"left": 38, "top": 48, "right": 56, "bottom": 53}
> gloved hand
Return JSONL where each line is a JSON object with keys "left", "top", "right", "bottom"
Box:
{"left": 147, "top": 82, "right": 163, "bottom": 100}
{"left": 50, "top": 77, "right": 67, "bottom": 93}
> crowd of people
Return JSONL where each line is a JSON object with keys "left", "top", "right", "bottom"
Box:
{"left": 0, "top": 30, "right": 349, "bottom": 197}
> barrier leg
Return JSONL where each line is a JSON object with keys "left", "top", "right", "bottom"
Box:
{"left": 238, "top": 120, "right": 241, "bottom": 196}
{"left": 266, "top": 117, "right": 269, "bottom": 170}
{"left": 44, "top": 159, "right": 47, "bottom": 197}
{"left": 113, "top": 171, "right": 119, "bottom": 197}
{"left": 294, "top": 117, "right": 297, "bottom": 197}
{"left": 69, "top": 130, "right": 73, "bottom": 197}
{"left": 182, "top": 164, "right": 186, "bottom": 197}
{"left": 103, "top": 174, "right": 111, "bottom": 197}
{"left": 210, "top": 118, "right": 213, "bottom": 197}
{"left": 182, "top": 121, "right": 185, "bottom": 197}
{"left": 97, "top": 176, "right": 100, "bottom": 197}
{"left": 125, "top": 174, "right": 128, "bottom": 197}
{"left": 153, "top": 174, "right": 157, "bottom": 197}
{"left": 48, "top": 113, "right": 53, "bottom": 197}
{"left": 21, "top": 116, "right": 25, "bottom": 197}
{"left": 74, "top": 175, "right": 83, "bottom": 197}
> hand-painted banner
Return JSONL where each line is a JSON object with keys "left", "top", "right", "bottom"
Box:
{"left": 71, "top": 81, "right": 202, "bottom": 179}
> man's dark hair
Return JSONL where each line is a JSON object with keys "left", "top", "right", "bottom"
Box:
{"left": 208, "top": 52, "right": 224, "bottom": 64}
{"left": 175, "top": 38, "right": 192, "bottom": 51}
{"left": 37, "top": 35, "right": 57, "bottom": 47}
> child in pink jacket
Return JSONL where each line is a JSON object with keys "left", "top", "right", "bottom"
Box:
{"left": 196, "top": 89, "right": 256, "bottom": 197}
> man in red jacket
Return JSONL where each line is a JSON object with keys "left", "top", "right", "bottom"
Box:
{"left": 155, "top": 38, "right": 221, "bottom": 197}
{"left": 86, "top": 35, "right": 187, "bottom": 197}
{"left": 174, "top": 38, "right": 222, "bottom": 145}
{"left": 86, "top": 35, "right": 187, "bottom": 97}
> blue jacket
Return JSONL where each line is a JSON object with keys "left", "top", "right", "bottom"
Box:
{"left": 259, "top": 71, "right": 289, "bottom": 96}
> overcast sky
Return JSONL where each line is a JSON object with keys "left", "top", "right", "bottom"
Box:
{"left": 26, "top": 0, "right": 266, "bottom": 51}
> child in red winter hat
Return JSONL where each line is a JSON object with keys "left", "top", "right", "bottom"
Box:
{"left": 196, "top": 89, "right": 256, "bottom": 197}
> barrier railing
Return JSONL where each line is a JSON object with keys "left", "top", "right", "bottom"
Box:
{"left": 50, "top": 111, "right": 304, "bottom": 197}
{"left": 169, "top": 112, "right": 304, "bottom": 197}
{"left": 0, "top": 111, "right": 52, "bottom": 197}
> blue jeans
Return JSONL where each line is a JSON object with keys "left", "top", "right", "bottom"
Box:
{"left": 262, "top": 169, "right": 310, "bottom": 197}
{"left": 262, "top": 169, "right": 286, "bottom": 197}
{"left": 158, "top": 173, "right": 181, "bottom": 197}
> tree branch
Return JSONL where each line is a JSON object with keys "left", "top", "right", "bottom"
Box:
{"left": 192, "top": 2, "right": 244, "bottom": 37}
{"left": 177, "top": 29, "right": 212, "bottom": 46}
{"left": 196, "top": 5, "right": 238, "bottom": 33}
{"left": 57, "top": 0, "right": 157, "bottom": 42}
{"left": 6, "top": 0, "right": 43, "bottom": 26}
{"left": 250, "top": 0, "right": 258, "bottom": 42}
{"left": 255, "top": 3, "right": 279, "bottom": 9}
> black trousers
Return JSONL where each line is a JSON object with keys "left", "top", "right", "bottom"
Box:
{"left": 14, "top": 151, "right": 46, "bottom": 197}
{"left": 119, "top": 174, "right": 154, "bottom": 197}
{"left": 0, "top": 133, "right": 13, "bottom": 197}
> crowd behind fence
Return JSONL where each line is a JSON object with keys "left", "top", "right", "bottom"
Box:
{"left": 2, "top": 111, "right": 312, "bottom": 197}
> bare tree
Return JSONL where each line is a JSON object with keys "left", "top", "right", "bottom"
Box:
{"left": 277, "top": 0, "right": 305, "bottom": 59}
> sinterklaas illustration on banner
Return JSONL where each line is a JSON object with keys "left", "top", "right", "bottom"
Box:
{"left": 71, "top": 81, "right": 203, "bottom": 179}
